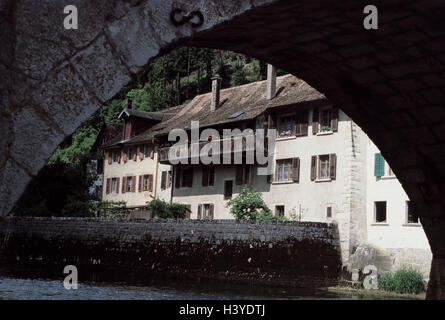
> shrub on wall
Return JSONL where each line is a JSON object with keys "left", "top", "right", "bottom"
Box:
{"left": 377, "top": 268, "right": 426, "bottom": 294}
{"left": 146, "top": 198, "right": 190, "bottom": 219}
{"left": 226, "top": 186, "right": 286, "bottom": 220}
{"left": 95, "top": 200, "right": 127, "bottom": 218}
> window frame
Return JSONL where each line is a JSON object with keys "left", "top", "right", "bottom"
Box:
{"left": 374, "top": 201, "right": 387, "bottom": 224}
{"left": 112, "top": 150, "right": 119, "bottom": 163}
{"left": 275, "top": 205, "right": 285, "bottom": 217}
{"left": 275, "top": 159, "right": 293, "bottom": 182}
{"left": 405, "top": 201, "right": 420, "bottom": 225}
{"left": 126, "top": 176, "right": 133, "bottom": 193}
{"left": 277, "top": 113, "right": 295, "bottom": 138}
{"left": 224, "top": 180, "right": 233, "bottom": 200}
{"left": 111, "top": 177, "right": 118, "bottom": 193}
{"left": 318, "top": 106, "right": 333, "bottom": 133}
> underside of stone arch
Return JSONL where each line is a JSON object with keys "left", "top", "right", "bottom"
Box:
{"left": 2, "top": 0, "right": 445, "bottom": 299}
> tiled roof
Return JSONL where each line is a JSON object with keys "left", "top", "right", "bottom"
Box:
{"left": 101, "top": 74, "right": 329, "bottom": 148}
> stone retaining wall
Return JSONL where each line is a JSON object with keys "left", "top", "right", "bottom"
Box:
{"left": 0, "top": 217, "right": 342, "bottom": 287}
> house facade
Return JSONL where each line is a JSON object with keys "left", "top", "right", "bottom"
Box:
{"left": 98, "top": 68, "right": 431, "bottom": 274}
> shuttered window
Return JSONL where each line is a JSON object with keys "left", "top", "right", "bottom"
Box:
{"left": 278, "top": 115, "right": 295, "bottom": 137}
{"left": 125, "top": 176, "right": 133, "bottom": 193}
{"left": 275, "top": 158, "right": 299, "bottom": 183}
{"left": 374, "top": 153, "right": 385, "bottom": 177}
{"left": 311, "top": 154, "right": 337, "bottom": 181}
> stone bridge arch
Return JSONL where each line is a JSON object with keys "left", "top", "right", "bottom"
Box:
{"left": 1, "top": 0, "right": 445, "bottom": 298}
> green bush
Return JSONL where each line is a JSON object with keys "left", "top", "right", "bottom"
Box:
{"left": 378, "top": 268, "right": 425, "bottom": 294}
{"left": 226, "top": 186, "right": 286, "bottom": 221}
{"left": 95, "top": 200, "right": 127, "bottom": 218}
{"left": 146, "top": 198, "right": 190, "bottom": 219}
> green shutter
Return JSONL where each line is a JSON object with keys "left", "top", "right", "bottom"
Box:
{"left": 374, "top": 153, "right": 385, "bottom": 177}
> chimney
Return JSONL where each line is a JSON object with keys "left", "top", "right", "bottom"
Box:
{"left": 211, "top": 74, "right": 222, "bottom": 111}
{"left": 266, "top": 64, "right": 276, "bottom": 100}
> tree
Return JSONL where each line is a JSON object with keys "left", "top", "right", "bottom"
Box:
{"left": 226, "top": 186, "right": 284, "bottom": 220}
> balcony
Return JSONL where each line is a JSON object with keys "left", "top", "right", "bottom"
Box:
{"left": 158, "top": 135, "right": 268, "bottom": 164}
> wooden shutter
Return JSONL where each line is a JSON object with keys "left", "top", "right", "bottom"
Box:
{"left": 301, "top": 110, "right": 308, "bottom": 136}
{"left": 161, "top": 171, "right": 167, "bottom": 190}
{"left": 139, "top": 146, "right": 144, "bottom": 160}
{"left": 331, "top": 107, "right": 339, "bottom": 132}
{"left": 202, "top": 167, "right": 209, "bottom": 187}
{"left": 108, "top": 152, "right": 112, "bottom": 165}
{"left": 123, "top": 148, "right": 128, "bottom": 163}
{"left": 292, "top": 158, "right": 300, "bottom": 182}
{"left": 310, "top": 156, "right": 317, "bottom": 181}
{"left": 330, "top": 154, "right": 337, "bottom": 180}
{"left": 132, "top": 176, "right": 136, "bottom": 192}
{"left": 197, "top": 204, "right": 202, "bottom": 220}
{"left": 148, "top": 174, "right": 153, "bottom": 192}
{"left": 295, "top": 112, "right": 301, "bottom": 136}
{"left": 150, "top": 149, "right": 154, "bottom": 159}
{"left": 210, "top": 204, "right": 214, "bottom": 220}
{"left": 122, "top": 177, "right": 127, "bottom": 193}
{"left": 175, "top": 167, "right": 181, "bottom": 188}
{"left": 209, "top": 167, "right": 215, "bottom": 186}
{"left": 235, "top": 165, "right": 243, "bottom": 185}
{"left": 374, "top": 153, "right": 385, "bottom": 177}
{"left": 138, "top": 175, "right": 142, "bottom": 192}
{"left": 116, "top": 178, "right": 120, "bottom": 194}
{"left": 312, "top": 108, "right": 319, "bottom": 135}
{"left": 106, "top": 178, "right": 111, "bottom": 194}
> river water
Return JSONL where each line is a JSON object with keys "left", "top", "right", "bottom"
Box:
{"left": 0, "top": 275, "right": 419, "bottom": 300}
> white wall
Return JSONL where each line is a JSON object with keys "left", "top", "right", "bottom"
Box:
{"left": 366, "top": 139, "right": 431, "bottom": 251}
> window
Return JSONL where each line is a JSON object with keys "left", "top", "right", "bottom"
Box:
{"left": 275, "top": 159, "right": 293, "bottom": 182}
{"left": 275, "top": 205, "right": 285, "bottom": 217}
{"left": 278, "top": 115, "right": 295, "bottom": 137}
{"left": 319, "top": 107, "right": 332, "bottom": 132}
{"left": 198, "top": 204, "right": 214, "bottom": 220}
{"left": 142, "top": 175, "right": 151, "bottom": 192}
{"left": 375, "top": 201, "right": 387, "bottom": 223}
{"left": 235, "top": 165, "right": 251, "bottom": 185}
{"left": 406, "top": 201, "right": 419, "bottom": 224}
{"left": 311, "top": 154, "right": 336, "bottom": 181}
{"left": 312, "top": 107, "right": 338, "bottom": 134}
{"left": 273, "top": 158, "right": 299, "bottom": 183}
{"left": 161, "top": 171, "right": 172, "bottom": 190}
{"left": 202, "top": 166, "right": 215, "bottom": 187}
{"left": 112, "top": 150, "right": 119, "bottom": 163}
{"left": 111, "top": 178, "right": 118, "bottom": 193}
{"left": 326, "top": 206, "right": 332, "bottom": 218}
{"left": 224, "top": 180, "right": 233, "bottom": 200}
{"left": 126, "top": 176, "right": 133, "bottom": 192}
{"left": 375, "top": 153, "right": 395, "bottom": 178}
{"left": 144, "top": 145, "right": 152, "bottom": 158}
{"left": 175, "top": 167, "right": 193, "bottom": 188}
{"left": 318, "top": 155, "right": 330, "bottom": 179}
{"left": 128, "top": 147, "right": 136, "bottom": 161}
